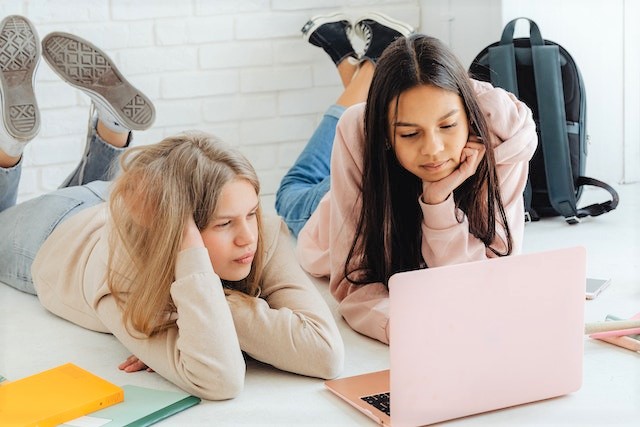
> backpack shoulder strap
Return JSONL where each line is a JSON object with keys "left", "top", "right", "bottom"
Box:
{"left": 531, "top": 39, "right": 580, "bottom": 223}
{"left": 490, "top": 17, "right": 580, "bottom": 224}
{"left": 523, "top": 179, "right": 539, "bottom": 222}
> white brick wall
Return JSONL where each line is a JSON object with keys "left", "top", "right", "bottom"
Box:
{"left": 5, "top": 0, "right": 421, "bottom": 205}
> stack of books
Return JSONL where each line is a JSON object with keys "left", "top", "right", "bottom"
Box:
{"left": 0, "top": 363, "right": 200, "bottom": 427}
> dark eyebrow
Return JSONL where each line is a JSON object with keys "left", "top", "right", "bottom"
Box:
{"left": 394, "top": 109, "right": 460, "bottom": 127}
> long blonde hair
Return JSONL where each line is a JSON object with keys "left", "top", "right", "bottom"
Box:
{"left": 107, "top": 132, "right": 264, "bottom": 337}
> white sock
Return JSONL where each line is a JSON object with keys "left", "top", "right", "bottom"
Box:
{"left": 94, "top": 103, "right": 130, "bottom": 133}
{"left": 0, "top": 120, "right": 29, "bottom": 157}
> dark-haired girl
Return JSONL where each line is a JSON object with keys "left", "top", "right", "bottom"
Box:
{"left": 276, "top": 13, "right": 537, "bottom": 344}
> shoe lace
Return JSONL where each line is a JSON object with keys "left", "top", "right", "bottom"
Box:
{"left": 357, "top": 21, "right": 373, "bottom": 54}
{"left": 300, "top": 19, "right": 314, "bottom": 36}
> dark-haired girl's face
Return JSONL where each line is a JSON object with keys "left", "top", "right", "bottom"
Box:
{"left": 389, "top": 84, "right": 469, "bottom": 182}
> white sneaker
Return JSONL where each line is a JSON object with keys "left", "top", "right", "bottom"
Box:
{"left": 41, "top": 32, "right": 155, "bottom": 131}
{"left": 301, "top": 12, "right": 356, "bottom": 65}
{"left": 0, "top": 15, "right": 40, "bottom": 156}
{"left": 354, "top": 12, "right": 415, "bottom": 63}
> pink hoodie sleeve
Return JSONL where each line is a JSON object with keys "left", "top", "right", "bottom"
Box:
{"left": 324, "top": 103, "right": 393, "bottom": 344}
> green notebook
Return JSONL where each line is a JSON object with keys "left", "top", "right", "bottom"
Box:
{"left": 61, "top": 385, "right": 201, "bottom": 427}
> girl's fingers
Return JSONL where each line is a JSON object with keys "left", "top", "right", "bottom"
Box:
{"left": 459, "top": 147, "right": 482, "bottom": 177}
{"left": 118, "top": 355, "right": 137, "bottom": 369}
{"left": 125, "top": 360, "right": 146, "bottom": 372}
{"left": 465, "top": 141, "right": 485, "bottom": 150}
{"left": 118, "top": 355, "right": 150, "bottom": 372}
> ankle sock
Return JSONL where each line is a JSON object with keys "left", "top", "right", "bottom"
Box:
{"left": 94, "top": 104, "right": 130, "bottom": 133}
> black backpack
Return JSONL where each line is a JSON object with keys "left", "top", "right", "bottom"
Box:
{"left": 469, "top": 17, "right": 619, "bottom": 224}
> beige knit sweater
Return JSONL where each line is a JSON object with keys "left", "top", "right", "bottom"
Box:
{"left": 32, "top": 204, "right": 344, "bottom": 400}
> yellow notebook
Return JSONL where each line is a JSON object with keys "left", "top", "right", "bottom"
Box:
{"left": 0, "top": 363, "right": 124, "bottom": 427}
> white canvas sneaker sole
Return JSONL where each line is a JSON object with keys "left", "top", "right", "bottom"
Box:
{"left": 301, "top": 12, "right": 352, "bottom": 41}
{"left": 42, "top": 32, "right": 155, "bottom": 131}
{"left": 0, "top": 15, "right": 40, "bottom": 145}
{"left": 354, "top": 12, "right": 415, "bottom": 40}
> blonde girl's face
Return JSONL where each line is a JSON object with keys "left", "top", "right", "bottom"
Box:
{"left": 200, "top": 179, "right": 259, "bottom": 282}
{"left": 389, "top": 84, "right": 470, "bottom": 182}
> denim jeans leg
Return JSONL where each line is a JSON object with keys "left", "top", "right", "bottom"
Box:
{"left": 60, "top": 116, "right": 130, "bottom": 188}
{"left": 0, "top": 159, "right": 21, "bottom": 212}
{"left": 0, "top": 181, "right": 109, "bottom": 295}
{"left": 276, "top": 105, "right": 345, "bottom": 237}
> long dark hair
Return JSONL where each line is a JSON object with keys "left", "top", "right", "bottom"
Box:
{"left": 345, "top": 34, "right": 513, "bottom": 287}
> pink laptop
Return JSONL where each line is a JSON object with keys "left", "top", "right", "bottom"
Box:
{"left": 325, "top": 247, "right": 586, "bottom": 427}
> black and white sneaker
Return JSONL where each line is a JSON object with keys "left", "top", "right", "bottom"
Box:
{"left": 301, "top": 12, "right": 356, "bottom": 65}
{"left": 0, "top": 15, "right": 40, "bottom": 154}
{"left": 41, "top": 32, "right": 155, "bottom": 131}
{"left": 354, "top": 12, "right": 414, "bottom": 63}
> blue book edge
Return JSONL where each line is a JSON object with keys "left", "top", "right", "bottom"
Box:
{"left": 61, "top": 384, "right": 201, "bottom": 427}
{"left": 128, "top": 395, "right": 201, "bottom": 427}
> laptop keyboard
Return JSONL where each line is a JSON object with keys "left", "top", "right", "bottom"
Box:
{"left": 361, "top": 392, "right": 391, "bottom": 416}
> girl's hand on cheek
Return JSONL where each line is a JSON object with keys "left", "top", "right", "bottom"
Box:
{"left": 181, "top": 215, "right": 205, "bottom": 251}
{"left": 456, "top": 140, "right": 485, "bottom": 179}
{"left": 421, "top": 139, "right": 486, "bottom": 205}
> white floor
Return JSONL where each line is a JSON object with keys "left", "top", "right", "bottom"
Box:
{"left": 1, "top": 182, "right": 639, "bottom": 426}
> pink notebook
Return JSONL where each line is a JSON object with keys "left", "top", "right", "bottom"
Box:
{"left": 326, "top": 247, "right": 586, "bottom": 427}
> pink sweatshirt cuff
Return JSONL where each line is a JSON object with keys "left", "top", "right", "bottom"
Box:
{"left": 338, "top": 284, "right": 391, "bottom": 345}
{"left": 419, "top": 195, "right": 460, "bottom": 230}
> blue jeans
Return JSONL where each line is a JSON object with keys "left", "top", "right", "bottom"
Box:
{"left": 0, "top": 119, "right": 129, "bottom": 295}
{"left": 275, "top": 105, "right": 345, "bottom": 237}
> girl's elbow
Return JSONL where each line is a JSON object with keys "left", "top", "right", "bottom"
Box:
{"left": 196, "top": 367, "right": 245, "bottom": 400}
{"left": 188, "top": 357, "right": 246, "bottom": 401}
{"left": 320, "top": 358, "right": 344, "bottom": 380}
{"left": 315, "top": 340, "right": 345, "bottom": 379}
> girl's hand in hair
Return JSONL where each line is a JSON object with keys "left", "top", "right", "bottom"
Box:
{"left": 181, "top": 215, "right": 205, "bottom": 251}
{"left": 224, "top": 288, "right": 258, "bottom": 303}
{"left": 118, "top": 355, "right": 154, "bottom": 373}
{"left": 224, "top": 288, "right": 260, "bottom": 311}
{"left": 421, "top": 137, "right": 486, "bottom": 204}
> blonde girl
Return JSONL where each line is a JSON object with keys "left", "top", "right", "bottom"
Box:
{"left": 0, "top": 17, "right": 343, "bottom": 400}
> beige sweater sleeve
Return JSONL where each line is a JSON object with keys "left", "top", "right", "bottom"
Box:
{"left": 95, "top": 216, "right": 344, "bottom": 399}
{"left": 33, "top": 206, "right": 343, "bottom": 399}
{"left": 225, "top": 215, "right": 344, "bottom": 379}
{"left": 94, "top": 246, "right": 246, "bottom": 401}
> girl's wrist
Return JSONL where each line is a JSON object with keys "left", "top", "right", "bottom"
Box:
{"left": 421, "top": 192, "right": 451, "bottom": 205}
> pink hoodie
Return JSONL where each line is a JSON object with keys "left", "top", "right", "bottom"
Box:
{"left": 296, "top": 79, "right": 537, "bottom": 344}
